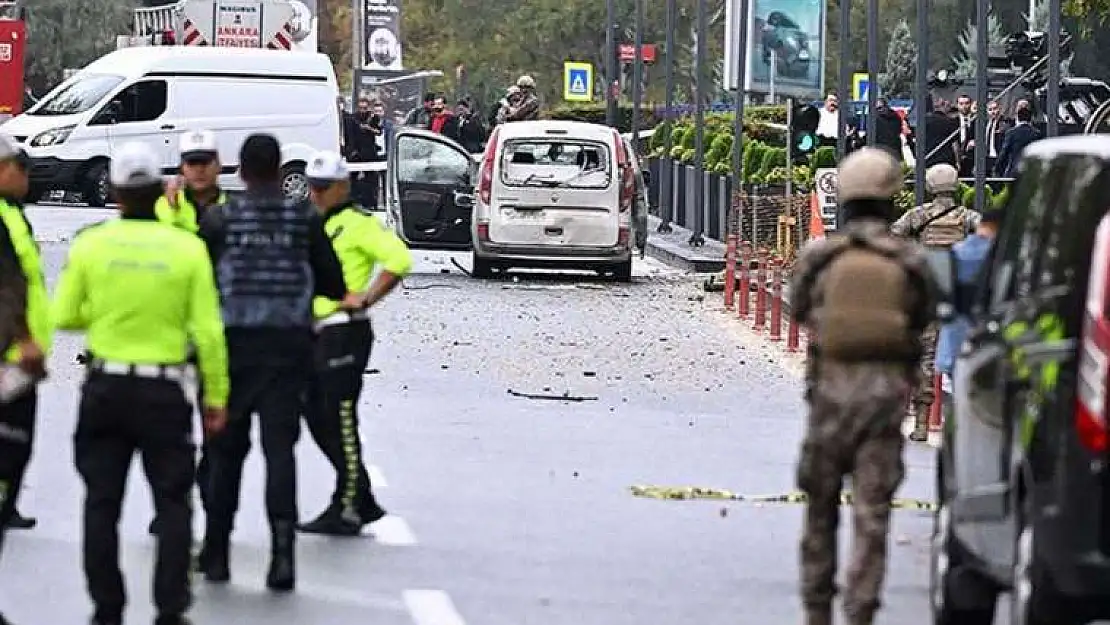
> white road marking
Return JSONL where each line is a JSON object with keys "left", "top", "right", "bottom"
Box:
{"left": 369, "top": 515, "right": 417, "bottom": 545}
{"left": 403, "top": 589, "right": 468, "bottom": 625}
{"left": 368, "top": 464, "right": 389, "bottom": 488}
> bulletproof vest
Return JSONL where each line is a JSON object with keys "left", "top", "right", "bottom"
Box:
{"left": 919, "top": 197, "right": 967, "bottom": 248}
{"left": 214, "top": 194, "right": 315, "bottom": 329}
{"left": 812, "top": 232, "right": 918, "bottom": 361}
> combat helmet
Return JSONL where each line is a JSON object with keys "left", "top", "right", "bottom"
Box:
{"left": 837, "top": 147, "right": 903, "bottom": 203}
{"left": 516, "top": 75, "right": 536, "bottom": 89}
{"left": 925, "top": 163, "right": 959, "bottom": 194}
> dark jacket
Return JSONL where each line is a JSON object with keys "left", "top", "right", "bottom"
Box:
{"left": 346, "top": 112, "right": 382, "bottom": 163}
{"left": 871, "top": 107, "right": 904, "bottom": 161}
{"left": 446, "top": 114, "right": 487, "bottom": 153}
{"left": 922, "top": 111, "right": 960, "bottom": 168}
{"left": 505, "top": 92, "right": 540, "bottom": 122}
{"left": 994, "top": 122, "right": 1042, "bottom": 177}
{"left": 404, "top": 105, "right": 432, "bottom": 128}
{"left": 199, "top": 187, "right": 346, "bottom": 331}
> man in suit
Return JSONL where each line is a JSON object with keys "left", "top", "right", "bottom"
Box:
{"left": 994, "top": 106, "right": 1042, "bottom": 178}
{"left": 955, "top": 95, "right": 975, "bottom": 177}
{"left": 982, "top": 100, "right": 1011, "bottom": 176}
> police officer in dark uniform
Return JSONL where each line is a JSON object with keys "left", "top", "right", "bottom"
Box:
{"left": 0, "top": 134, "right": 48, "bottom": 625}
{"left": 297, "top": 151, "right": 412, "bottom": 536}
{"left": 148, "top": 129, "right": 229, "bottom": 536}
{"left": 197, "top": 133, "right": 347, "bottom": 591}
{"left": 52, "top": 142, "right": 229, "bottom": 625}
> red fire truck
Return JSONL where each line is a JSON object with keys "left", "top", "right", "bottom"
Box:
{"left": 0, "top": 2, "right": 26, "bottom": 123}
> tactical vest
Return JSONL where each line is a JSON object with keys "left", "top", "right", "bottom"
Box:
{"left": 213, "top": 195, "right": 315, "bottom": 329}
{"left": 920, "top": 198, "right": 967, "bottom": 248}
{"left": 811, "top": 231, "right": 919, "bottom": 361}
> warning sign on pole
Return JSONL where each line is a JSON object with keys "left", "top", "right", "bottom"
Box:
{"left": 563, "top": 61, "right": 593, "bottom": 102}
{"left": 215, "top": 1, "right": 263, "bottom": 47}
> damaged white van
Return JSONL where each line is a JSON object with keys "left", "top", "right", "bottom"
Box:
{"left": 470, "top": 120, "right": 643, "bottom": 281}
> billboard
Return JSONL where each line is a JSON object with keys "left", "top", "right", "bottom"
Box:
{"left": 363, "top": 0, "right": 403, "bottom": 70}
{"left": 725, "top": 0, "right": 826, "bottom": 99}
{"left": 356, "top": 70, "right": 425, "bottom": 125}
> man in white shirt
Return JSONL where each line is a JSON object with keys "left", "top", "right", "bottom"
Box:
{"left": 816, "top": 93, "right": 841, "bottom": 147}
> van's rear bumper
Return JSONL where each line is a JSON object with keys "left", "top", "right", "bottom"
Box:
{"left": 27, "top": 157, "right": 84, "bottom": 189}
{"left": 475, "top": 241, "right": 631, "bottom": 265}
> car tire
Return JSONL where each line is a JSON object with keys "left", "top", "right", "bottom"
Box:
{"left": 611, "top": 258, "right": 633, "bottom": 282}
{"left": 280, "top": 162, "right": 309, "bottom": 203}
{"left": 930, "top": 503, "right": 997, "bottom": 625}
{"left": 82, "top": 160, "right": 110, "bottom": 208}
{"left": 1011, "top": 503, "right": 1072, "bottom": 625}
{"left": 471, "top": 253, "right": 494, "bottom": 279}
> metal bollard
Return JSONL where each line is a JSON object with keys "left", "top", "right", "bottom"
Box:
{"left": 786, "top": 305, "right": 801, "bottom": 352}
{"left": 754, "top": 250, "right": 767, "bottom": 330}
{"left": 723, "top": 232, "right": 738, "bottom": 309}
{"left": 929, "top": 374, "right": 945, "bottom": 432}
{"left": 769, "top": 258, "right": 783, "bottom": 341}
{"left": 737, "top": 242, "right": 751, "bottom": 318}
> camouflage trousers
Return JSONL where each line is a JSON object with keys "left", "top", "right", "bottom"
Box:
{"left": 797, "top": 362, "right": 910, "bottom": 625}
{"left": 908, "top": 324, "right": 938, "bottom": 426}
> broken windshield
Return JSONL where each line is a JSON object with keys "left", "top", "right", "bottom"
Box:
{"left": 500, "top": 139, "right": 612, "bottom": 189}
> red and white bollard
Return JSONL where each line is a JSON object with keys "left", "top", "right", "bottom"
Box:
{"left": 723, "top": 232, "right": 738, "bottom": 309}
{"left": 769, "top": 258, "right": 783, "bottom": 341}
{"left": 737, "top": 242, "right": 752, "bottom": 319}
{"left": 754, "top": 251, "right": 767, "bottom": 331}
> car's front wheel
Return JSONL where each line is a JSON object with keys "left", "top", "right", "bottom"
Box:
{"left": 1011, "top": 507, "right": 1072, "bottom": 625}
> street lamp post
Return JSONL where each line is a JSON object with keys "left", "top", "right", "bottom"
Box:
{"left": 1047, "top": 0, "right": 1061, "bottom": 136}
{"left": 914, "top": 0, "right": 929, "bottom": 210}
{"left": 606, "top": 0, "right": 618, "bottom": 128}
{"left": 691, "top": 0, "right": 708, "bottom": 246}
{"left": 659, "top": 0, "right": 677, "bottom": 233}
{"left": 632, "top": 0, "right": 644, "bottom": 152}
{"left": 837, "top": 0, "right": 850, "bottom": 160}
{"left": 974, "top": 0, "right": 988, "bottom": 213}
{"left": 866, "top": 0, "right": 878, "bottom": 146}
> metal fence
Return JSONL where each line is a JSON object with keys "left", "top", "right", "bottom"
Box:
{"left": 647, "top": 157, "right": 813, "bottom": 263}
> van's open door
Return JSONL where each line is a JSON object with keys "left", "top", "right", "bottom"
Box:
{"left": 386, "top": 128, "right": 476, "bottom": 251}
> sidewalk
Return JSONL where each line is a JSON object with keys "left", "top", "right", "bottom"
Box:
{"left": 644, "top": 215, "right": 727, "bottom": 273}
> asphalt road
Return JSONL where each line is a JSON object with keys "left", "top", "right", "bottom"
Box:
{"left": 0, "top": 206, "right": 937, "bottom": 624}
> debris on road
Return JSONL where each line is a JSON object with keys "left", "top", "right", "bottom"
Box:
{"left": 507, "top": 389, "right": 599, "bottom": 402}
{"left": 629, "top": 485, "right": 936, "bottom": 511}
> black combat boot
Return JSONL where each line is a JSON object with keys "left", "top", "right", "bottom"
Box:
{"left": 803, "top": 606, "right": 832, "bottom": 625}
{"left": 197, "top": 531, "right": 230, "bottom": 583}
{"left": 153, "top": 616, "right": 192, "bottom": 625}
{"left": 0, "top": 611, "right": 12, "bottom": 625}
{"left": 297, "top": 504, "right": 364, "bottom": 536}
{"left": 909, "top": 401, "right": 930, "bottom": 442}
{"left": 266, "top": 521, "right": 296, "bottom": 592}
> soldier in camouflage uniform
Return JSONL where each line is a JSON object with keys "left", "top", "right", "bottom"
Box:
{"left": 791, "top": 148, "right": 935, "bottom": 625}
{"left": 890, "top": 163, "right": 978, "bottom": 441}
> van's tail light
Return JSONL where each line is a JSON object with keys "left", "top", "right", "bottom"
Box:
{"left": 1076, "top": 214, "right": 1110, "bottom": 452}
{"left": 476, "top": 223, "right": 490, "bottom": 242}
{"left": 478, "top": 127, "right": 501, "bottom": 206}
{"left": 618, "top": 227, "right": 630, "bottom": 247}
{"left": 613, "top": 130, "right": 635, "bottom": 213}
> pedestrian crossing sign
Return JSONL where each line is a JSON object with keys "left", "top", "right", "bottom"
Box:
{"left": 852, "top": 73, "right": 870, "bottom": 101}
{"left": 563, "top": 62, "right": 593, "bottom": 102}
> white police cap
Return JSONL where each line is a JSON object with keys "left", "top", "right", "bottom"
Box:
{"left": 305, "top": 150, "right": 349, "bottom": 184}
{"left": 179, "top": 129, "right": 219, "bottom": 159}
{"left": 110, "top": 142, "right": 162, "bottom": 189}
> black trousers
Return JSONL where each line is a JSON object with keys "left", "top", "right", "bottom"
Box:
{"left": 75, "top": 374, "right": 193, "bottom": 621}
{"left": 305, "top": 320, "right": 375, "bottom": 513}
{"left": 0, "top": 390, "right": 35, "bottom": 557}
{"left": 206, "top": 365, "right": 305, "bottom": 534}
{"left": 351, "top": 172, "right": 379, "bottom": 208}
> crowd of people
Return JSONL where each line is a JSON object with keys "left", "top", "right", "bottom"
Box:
{"left": 335, "top": 74, "right": 543, "bottom": 210}
{"left": 815, "top": 92, "right": 1044, "bottom": 178}
{"left": 0, "top": 127, "right": 413, "bottom": 625}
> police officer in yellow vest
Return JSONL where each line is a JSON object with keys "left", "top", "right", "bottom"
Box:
{"left": 297, "top": 151, "right": 412, "bottom": 536}
{"left": 155, "top": 130, "right": 228, "bottom": 232}
{"left": 147, "top": 129, "right": 227, "bottom": 536}
{"left": 52, "top": 142, "right": 229, "bottom": 625}
{"left": 0, "top": 134, "right": 49, "bottom": 625}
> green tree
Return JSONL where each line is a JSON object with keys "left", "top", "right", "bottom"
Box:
{"left": 952, "top": 14, "right": 1008, "bottom": 79}
{"left": 880, "top": 20, "right": 916, "bottom": 98}
{"left": 24, "top": 0, "right": 132, "bottom": 93}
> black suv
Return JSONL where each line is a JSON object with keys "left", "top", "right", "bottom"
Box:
{"left": 932, "top": 135, "right": 1110, "bottom": 625}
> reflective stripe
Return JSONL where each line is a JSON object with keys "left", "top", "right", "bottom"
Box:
{"left": 89, "top": 359, "right": 187, "bottom": 382}
{"left": 314, "top": 310, "right": 369, "bottom": 331}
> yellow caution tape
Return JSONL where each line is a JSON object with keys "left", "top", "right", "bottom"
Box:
{"left": 629, "top": 485, "right": 936, "bottom": 511}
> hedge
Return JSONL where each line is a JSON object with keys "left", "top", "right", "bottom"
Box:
{"left": 543, "top": 103, "right": 787, "bottom": 134}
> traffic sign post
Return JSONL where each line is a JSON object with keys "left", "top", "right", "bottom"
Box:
{"left": 563, "top": 61, "right": 593, "bottom": 102}
{"left": 852, "top": 73, "right": 870, "bottom": 101}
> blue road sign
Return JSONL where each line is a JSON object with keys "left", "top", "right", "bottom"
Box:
{"left": 563, "top": 62, "right": 593, "bottom": 102}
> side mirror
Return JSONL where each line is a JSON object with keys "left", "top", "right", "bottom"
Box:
{"left": 925, "top": 248, "right": 957, "bottom": 322}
